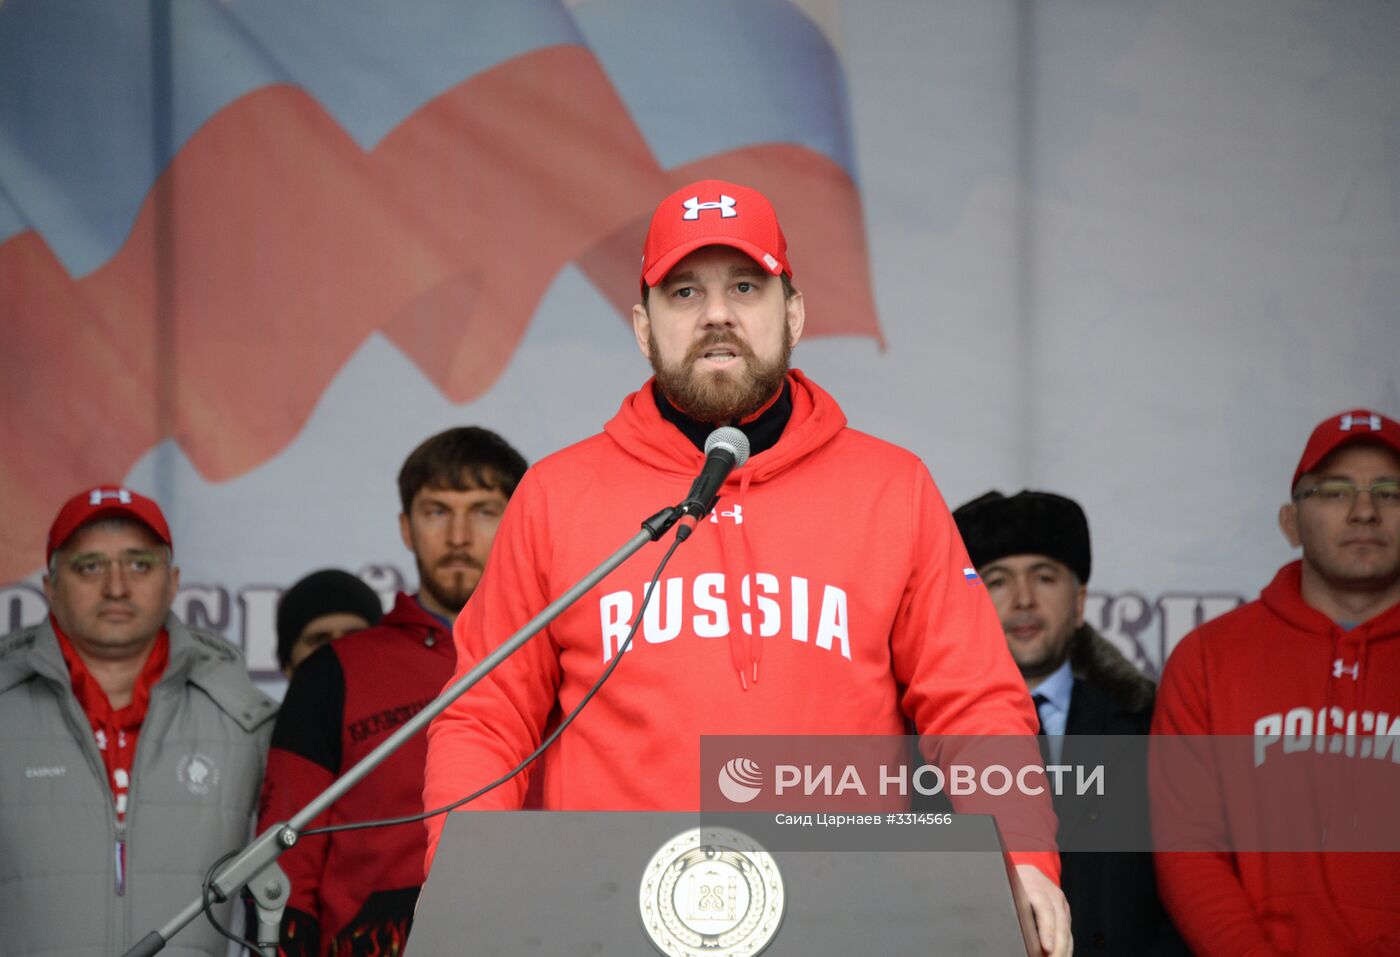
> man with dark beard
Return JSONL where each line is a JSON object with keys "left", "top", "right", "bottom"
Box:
{"left": 258, "top": 427, "right": 527, "bottom": 957}
{"left": 423, "top": 180, "right": 1072, "bottom": 956}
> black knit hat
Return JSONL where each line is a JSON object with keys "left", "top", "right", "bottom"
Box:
{"left": 952, "top": 490, "right": 1092, "bottom": 584}
{"left": 275, "top": 569, "right": 384, "bottom": 670}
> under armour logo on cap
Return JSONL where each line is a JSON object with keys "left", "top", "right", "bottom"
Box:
{"left": 682, "top": 195, "right": 738, "bottom": 220}
{"left": 1291, "top": 408, "right": 1400, "bottom": 491}
{"left": 47, "top": 484, "right": 174, "bottom": 560}
{"left": 640, "top": 179, "right": 792, "bottom": 291}
{"left": 1339, "top": 413, "right": 1382, "bottom": 432}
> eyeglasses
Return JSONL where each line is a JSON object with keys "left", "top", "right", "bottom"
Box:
{"left": 1294, "top": 480, "right": 1400, "bottom": 508}
{"left": 66, "top": 552, "right": 169, "bottom": 580}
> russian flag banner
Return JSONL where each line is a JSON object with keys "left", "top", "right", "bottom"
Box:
{"left": 0, "top": 0, "right": 887, "bottom": 581}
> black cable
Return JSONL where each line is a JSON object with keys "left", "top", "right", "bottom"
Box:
{"left": 200, "top": 847, "right": 262, "bottom": 954}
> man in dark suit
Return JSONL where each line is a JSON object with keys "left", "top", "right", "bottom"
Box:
{"left": 954, "top": 490, "right": 1188, "bottom": 956}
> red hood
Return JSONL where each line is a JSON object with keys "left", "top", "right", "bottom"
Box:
{"left": 381, "top": 592, "right": 453, "bottom": 640}
{"left": 1260, "top": 561, "right": 1400, "bottom": 643}
{"left": 1257, "top": 560, "right": 1400, "bottom": 709}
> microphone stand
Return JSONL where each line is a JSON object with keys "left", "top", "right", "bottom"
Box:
{"left": 122, "top": 503, "right": 687, "bottom": 957}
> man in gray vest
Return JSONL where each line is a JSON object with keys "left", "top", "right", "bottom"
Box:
{"left": 0, "top": 485, "right": 275, "bottom": 956}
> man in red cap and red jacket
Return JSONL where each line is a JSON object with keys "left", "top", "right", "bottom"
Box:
{"left": 423, "top": 180, "right": 1072, "bottom": 956}
{"left": 1153, "top": 409, "right": 1400, "bottom": 956}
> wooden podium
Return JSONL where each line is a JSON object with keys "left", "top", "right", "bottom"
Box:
{"left": 409, "top": 812, "right": 1038, "bottom": 955}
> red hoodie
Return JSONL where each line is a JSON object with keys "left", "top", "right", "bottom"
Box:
{"left": 422, "top": 371, "right": 1057, "bottom": 879}
{"left": 1153, "top": 561, "right": 1400, "bottom": 957}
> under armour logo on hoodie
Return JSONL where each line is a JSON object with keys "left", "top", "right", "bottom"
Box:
{"left": 709, "top": 505, "right": 744, "bottom": 525}
{"left": 1333, "top": 658, "right": 1359, "bottom": 680}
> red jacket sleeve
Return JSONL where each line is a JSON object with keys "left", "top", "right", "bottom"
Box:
{"left": 422, "top": 468, "right": 563, "bottom": 874}
{"left": 257, "top": 647, "right": 344, "bottom": 954}
{"left": 1151, "top": 630, "right": 1283, "bottom": 957}
{"left": 892, "top": 466, "right": 1060, "bottom": 884}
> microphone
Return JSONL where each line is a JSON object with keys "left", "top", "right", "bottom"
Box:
{"left": 676, "top": 427, "right": 751, "bottom": 540}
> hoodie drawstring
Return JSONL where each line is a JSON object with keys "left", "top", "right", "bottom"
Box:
{"left": 716, "top": 470, "right": 759, "bottom": 690}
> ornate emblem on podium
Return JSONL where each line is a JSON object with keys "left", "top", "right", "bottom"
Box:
{"left": 639, "top": 826, "right": 785, "bottom": 957}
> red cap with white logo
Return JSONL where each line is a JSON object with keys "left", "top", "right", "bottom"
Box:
{"left": 1291, "top": 409, "right": 1400, "bottom": 491}
{"left": 640, "top": 179, "right": 792, "bottom": 293}
{"left": 47, "top": 486, "right": 173, "bottom": 561}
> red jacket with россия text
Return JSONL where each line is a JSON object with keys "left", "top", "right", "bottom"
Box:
{"left": 1152, "top": 562, "right": 1400, "bottom": 957}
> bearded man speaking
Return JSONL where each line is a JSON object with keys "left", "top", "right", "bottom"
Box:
{"left": 423, "top": 180, "right": 1072, "bottom": 956}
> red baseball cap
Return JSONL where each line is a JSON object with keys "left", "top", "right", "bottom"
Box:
{"left": 640, "top": 179, "right": 792, "bottom": 292}
{"left": 1291, "top": 409, "right": 1400, "bottom": 491}
{"left": 47, "top": 485, "right": 173, "bottom": 561}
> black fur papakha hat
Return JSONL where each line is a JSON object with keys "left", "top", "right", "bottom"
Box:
{"left": 952, "top": 490, "right": 1091, "bottom": 584}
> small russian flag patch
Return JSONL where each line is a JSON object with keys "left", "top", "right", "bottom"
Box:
{"left": 963, "top": 567, "right": 980, "bottom": 584}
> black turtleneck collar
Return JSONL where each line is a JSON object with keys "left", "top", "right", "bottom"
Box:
{"left": 653, "top": 380, "right": 793, "bottom": 457}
